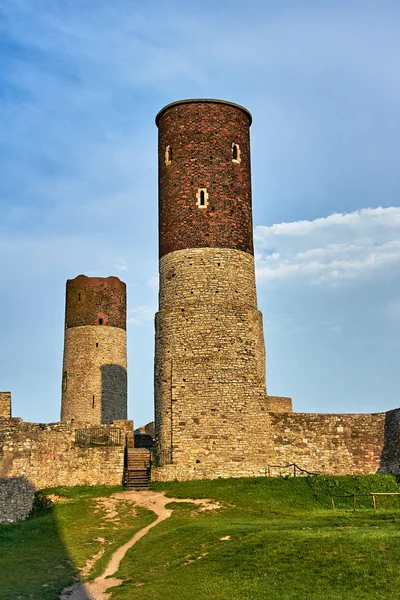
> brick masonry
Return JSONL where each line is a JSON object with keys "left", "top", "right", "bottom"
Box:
{"left": 61, "top": 275, "right": 127, "bottom": 424}
{"left": 0, "top": 392, "right": 11, "bottom": 419}
{"left": 65, "top": 275, "right": 126, "bottom": 330}
{"left": 157, "top": 100, "right": 254, "bottom": 258}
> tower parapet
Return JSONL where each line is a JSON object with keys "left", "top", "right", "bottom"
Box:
{"left": 61, "top": 275, "right": 127, "bottom": 424}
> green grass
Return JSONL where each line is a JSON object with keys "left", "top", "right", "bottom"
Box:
{"left": 1, "top": 476, "right": 400, "bottom": 599}
{"left": 111, "top": 475, "right": 400, "bottom": 600}
{"left": 0, "top": 485, "right": 155, "bottom": 600}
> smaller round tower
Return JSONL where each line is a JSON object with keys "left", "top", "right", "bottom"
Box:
{"left": 61, "top": 275, "right": 127, "bottom": 424}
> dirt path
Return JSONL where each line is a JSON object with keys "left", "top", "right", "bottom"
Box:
{"left": 60, "top": 490, "right": 220, "bottom": 600}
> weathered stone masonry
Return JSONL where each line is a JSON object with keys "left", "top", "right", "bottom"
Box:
{"left": 155, "top": 99, "right": 273, "bottom": 472}
{"left": 0, "top": 477, "right": 35, "bottom": 524}
{"left": 1, "top": 98, "right": 400, "bottom": 495}
{"left": 151, "top": 409, "right": 400, "bottom": 481}
{"left": 0, "top": 392, "right": 11, "bottom": 419}
{"left": 0, "top": 418, "right": 132, "bottom": 490}
{"left": 152, "top": 98, "right": 400, "bottom": 482}
{"left": 61, "top": 275, "right": 127, "bottom": 424}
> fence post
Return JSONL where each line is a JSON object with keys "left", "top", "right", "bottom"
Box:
{"left": 372, "top": 494, "right": 376, "bottom": 515}
{"left": 353, "top": 495, "right": 357, "bottom": 512}
{"left": 293, "top": 464, "right": 297, "bottom": 478}
{"left": 331, "top": 495, "right": 335, "bottom": 510}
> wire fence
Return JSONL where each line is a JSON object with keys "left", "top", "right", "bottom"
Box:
{"left": 266, "top": 463, "right": 320, "bottom": 477}
{"left": 75, "top": 427, "right": 122, "bottom": 446}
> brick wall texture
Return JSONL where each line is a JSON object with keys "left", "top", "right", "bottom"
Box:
{"left": 0, "top": 420, "right": 132, "bottom": 489}
{"left": 0, "top": 392, "right": 11, "bottom": 419}
{"left": 65, "top": 275, "right": 126, "bottom": 329}
{"left": 61, "top": 275, "right": 127, "bottom": 424}
{"left": 157, "top": 100, "right": 254, "bottom": 258}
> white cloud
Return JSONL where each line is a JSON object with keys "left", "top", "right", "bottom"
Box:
{"left": 255, "top": 207, "right": 400, "bottom": 284}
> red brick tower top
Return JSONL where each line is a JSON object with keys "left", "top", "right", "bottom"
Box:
{"left": 65, "top": 275, "right": 126, "bottom": 330}
{"left": 156, "top": 99, "right": 254, "bottom": 258}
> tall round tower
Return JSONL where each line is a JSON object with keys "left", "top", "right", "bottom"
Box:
{"left": 61, "top": 275, "right": 127, "bottom": 424}
{"left": 155, "top": 99, "right": 267, "bottom": 473}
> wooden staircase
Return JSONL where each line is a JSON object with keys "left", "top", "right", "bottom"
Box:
{"left": 125, "top": 448, "right": 152, "bottom": 489}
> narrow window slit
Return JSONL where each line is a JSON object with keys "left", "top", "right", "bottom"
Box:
{"left": 231, "top": 143, "right": 241, "bottom": 163}
{"left": 165, "top": 145, "right": 172, "bottom": 165}
{"left": 196, "top": 188, "right": 208, "bottom": 209}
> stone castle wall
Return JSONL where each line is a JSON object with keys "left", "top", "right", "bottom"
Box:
{"left": 0, "top": 419, "right": 131, "bottom": 489}
{"left": 0, "top": 393, "right": 11, "bottom": 419}
{"left": 159, "top": 248, "right": 258, "bottom": 309}
{"left": 0, "top": 477, "right": 35, "bottom": 523}
{"left": 152, "top": 408, "right": 400, "bottom": 481}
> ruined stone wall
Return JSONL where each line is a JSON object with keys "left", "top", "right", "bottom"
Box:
{"left": 152, "top": 409, "right": 400, "bottom": 481}
{"left": 0, "top": 392, "right": 11, "bottom": 419}
{"left": 0, "top": 420, "right": 129, "bottom": 489}
{"left": 0, "top": 477, "right": 35, "bottom": 523}
{"left": 270, "top": 412, "right": 390, "bottom": 475}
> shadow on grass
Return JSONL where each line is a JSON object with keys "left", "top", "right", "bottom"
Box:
{"left": 0, "top": 477, "right": 91, "bottom": 600}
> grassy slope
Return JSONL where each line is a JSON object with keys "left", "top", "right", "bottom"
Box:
{"left": 1, "top": 476, "right": 400, "bottom": 600}
{"left": 0, "top": 485, "right": 155, "bottom": 600}
{"left": 112, "top": 475, "right": 400, "bottom": 600}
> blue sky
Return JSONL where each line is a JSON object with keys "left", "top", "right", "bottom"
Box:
{"left": 1, "top": 1, "right": 400, "bottom": 426}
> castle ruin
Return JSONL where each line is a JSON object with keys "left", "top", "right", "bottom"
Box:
{"left": 1, "top": 98, "right": 400, "bottom": 507}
